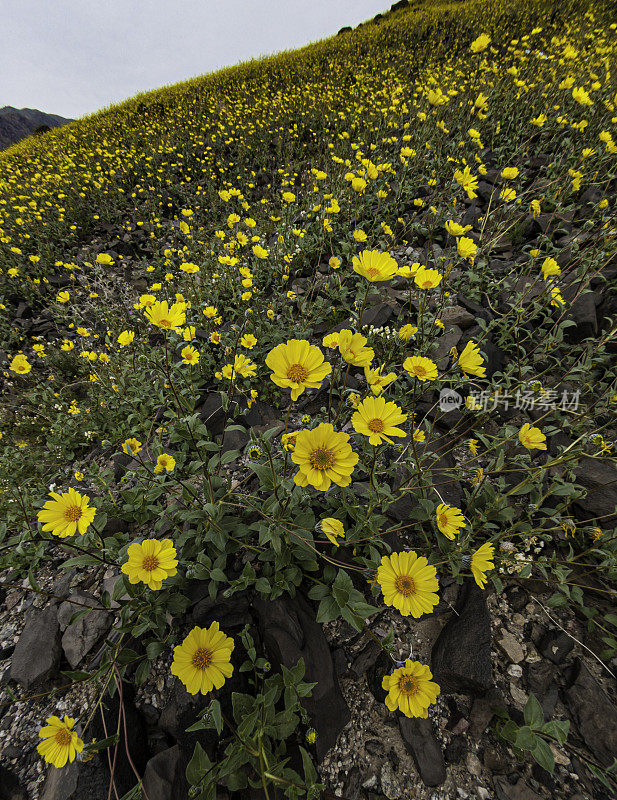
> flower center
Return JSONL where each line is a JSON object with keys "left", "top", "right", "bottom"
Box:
{"left": 157, "top": 318, "right": 173, "bottom": 328}
{"left": 367, "top": 266, "right": 379, "bottom": 277}
{"left": 309, "top": 447, "right": 336, "bottom": 471}
{"left": 142, "top": 555, "right": 160, "bottom": 572}
{"left": 64, "top": 505, "right": 82, "bottom": 522}
{"left": 394, "top": 575, "right": 416, "bottom": 596}
{"left": 191, "top": 648, "right": 213, "bottom": 670}
{"left": 438, "top": 513, "right": 449, "bottom": 527}
{"left": 367, "top": 418, "right": 385, "bottom": 433}
{"left": 55, "top": 728, "right": 73, "bottom": 746}
{"left": 398, "top": 675, "right": 419, "bottom": 696}
{"left": 287, "top": 363, "right": 309, "bottom": 382}
{"left": 414, "top": 365, "right": 426, "bottom": 377}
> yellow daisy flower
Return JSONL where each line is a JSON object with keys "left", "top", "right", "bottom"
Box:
{"left": 352, "top": 250, "right": 398, "bottom": 282}
{"left": 435, "top": 503, "right": 466, "bottom": 540}
{"left": 154, "top": 454, "right": 176, "bottom": 473}
{"left": 37, "top": 488, "right": 96, "bottom": 538}
{"left": 37, "top": 716, "right": 84, "bottom": 768}
{"left": 122, "top": 437, "right": 142, "bottom": 456}
{"left": 144, "top": 300, "right": 186, "bottom": 332}
{"left": 9, "top": 354, "right": 32, "bottom": 374}
{"left": 181, "top": 345, "right": 200, "bottom": 365}
{"left": 377, "top": 551, "right": 439, "bottom": 617}
{"left": 337, "top": 330, "right": 374, "bottom": 367}
{"left": 291, "top": 423, "right": 358, "bottom": 491}
{"left": 319, "top": 518, "right": 345, "bottom": 546}
{"left": 414, "top": 266, "right": 443, "bottom": 290}
{"left": 121, "top": 538, "right": 178, "bottom": 590}
{"left": 352, "top": 396, "right": 407, "bottom": 445}
{"left": 457, "top": 341, "right": 486, "bottom": 377}
{"left": 518, "top": 422, "right": 547, "bottom": 450}
{"left": 382, "top": 661, "right": 440, "bottom": 718}
{"left": 403, "top": 356, "right": 438, "bottom": 382}
{"left": 266, "top": 339, "right": 331, "bottom": 401}
{"left": 470, "top": 542, "right": 495, "bottom": 589}
{"left": 364, "top": 364, "right": 397, "bottom": 395}
{"left": 171, "top": 623, "right": 234, "bottom": 695}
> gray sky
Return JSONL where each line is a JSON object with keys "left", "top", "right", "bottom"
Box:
{"left": 2, "top": 0, "right": 389, "bottom": 119}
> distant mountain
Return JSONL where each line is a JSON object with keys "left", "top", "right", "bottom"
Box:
{"left": 0, "top": 107, "right": 73, "bottom": 150}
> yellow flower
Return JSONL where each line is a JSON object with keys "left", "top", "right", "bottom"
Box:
{"left": 403, "top": 356, "right": 438, "bottom": 382}
{"left": 183, "top": 326, "right": 196, "bottom": 341}
{"left": 352, "top": 250, "right": 398, "bottom": 282}
{"left": 435, "top": 503, "right": 466, "bottom": 540}
{"left": 471, "top": 542, "right": 495, "bottom": 589}
{"left": 398, "top": 324, "right": 418, "bottom": 342}
{"left": 121, "top": 538, "right": 178, "bottom": 590}
{"left": 291, "top": 423, "right": 358, "bottom": 491}
{"left": 351, "top": 177, "right": 367, "bottom": 193}
{"left": 377, "top": 551, "right": 439, "bottom": 617}
{"left": 145, "top": 300, "right": 186, "bottom": 332}
{"left": 37, "top": 716, "right": 84, "bottom": 768}
{"left": 37, "top": 488, "right": 96, "bottom": 538}
{"left": 501, "top": 167, "right": 519, "bottom": 180}
{"left": 518, "top": 422, "right": 547, "bottom": 450}
{"left": 10, "top": 354, "right": 32, "bottom": 374}
{"left": 329, "top": 256, "right": 341, "bottom": 270}
{"left": 337, "top": 330, "right": 374, "bottom": 367}
{"left": 353, "top": 229, "right": 368, "bottom": 242}
{"left": 445, "top": 220, "right": 470, "bottom": 237}
{"left": 154, "top": 454, "right": 176, "bottom": 473}
{"left": 414, "top": 266, "right": 442, "bottom": 290}
{"left": 468, "top": 438, "right": 479, "bottom": 456}
{"left": 550, "top": 287, "right": 565, "bottom": 307}
{"left": 320, "top": 518, "right": 345, "bottom": 546}
{"left": 364, "top": 364, "right": 397, "bottom": 395}
{"left": 203, "top": 305, "right": 218, "bottom": 318}
{"left": 232, "top": 353, "right": 257, "bottom": 378}
{"left": 181, "top": 345, "right": 200, "bottom": 365}
{"left": 180, "top": 262, "right": 200, "bottom": 274}
{"left": 57, "top": 291, "right": 70, "bottom": 303}
{"left": 572, "top": 86, "right": 593, "bottom": 106}
{"left": 413, "top": 428, "right": 426, "bottom": 442}
{"left": 541, "top": 257, "right": 561, "bottom": 279}
{"left": 500, "top": 187, "right": 517, "bottom": 202}
{"left": 281, "top": 432, "right": 298, "bottom": 451}
{"left": 457, "top": 236, "right": 478, "bottom": 264}
{"left": 122, "top": 437, "right": 142, "bottom": 456}
{"left": 116, "top": 330, "right": 135, "bottom": 348}
{"left": 458, "top": 341, "right": 486, "bottom": 377}
{"left": 252, "top": 245, "right": 268, "bottom": 259}
{"left": 530, "top": 199, "right": 542, "bottom": 218}
{"left": 382, "top": 661, "right": 440, "bottom": 718}
{"left": 171, "top": 623, "right": 234, "bottom": 695}
{"left": 352, "top": 396, "right": 407, "bottom": 445}
{"left": 470, "top": 33, "right": 490, "bottom": 53}
{"left": 96, "top": 253, "right": 114, "bottom": 265}
{"left": 282, "top": 191, "right": 296, "bottom": 203}
{"left": 266, "top": 339, "right": 331, "bottom": 401}
{"left": 240, "top": 333, "right": 257, "bottom": 349}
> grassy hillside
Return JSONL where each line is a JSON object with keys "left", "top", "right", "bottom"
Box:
{"left": 1, "top": 0, "right": 617, "bottom": 797}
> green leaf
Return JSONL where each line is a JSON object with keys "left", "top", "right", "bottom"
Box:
{"left": 299, "top": 746, "right": 318, "bottom": 785}
{"left": 316, "top": 595, "right": 340, "bottom": 623}
{"left": 524, "top": 693, "right": 544, "bottom": 729}
{"left": 209, "top": 699, "right": 223, "bottom": 735}
{"left": 531, "top": 737, "right": 555, "bottom": 773}
{"left": 134, "top": 659, "right": 151, "bottom": 686}
{"left": 186, "top": 742, "right": 212, "bottom": 786}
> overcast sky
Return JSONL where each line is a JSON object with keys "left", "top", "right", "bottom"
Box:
{"left": 2, "top": 0, "right": 389, "bottom": 119}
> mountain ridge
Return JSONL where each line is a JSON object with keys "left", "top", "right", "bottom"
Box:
{"left": 0, "top": 106, "right": 73, "bottom": 150}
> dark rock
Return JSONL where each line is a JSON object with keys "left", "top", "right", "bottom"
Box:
{"left": 536, "top": 628, "right": 574, "bottom": 665}
{"left": 220, "top": 427, "right": 249, "bottom": 455}
{"left": 141, "top": 746, "right": 189, "bottom": 800}
{"left": 332, "top": 646, "right": 348, "bottom": 677}
{"left": 57, "top": 591, "right": 112, "bottom": 668}
{"left": 444, "top": 735, "right": 466, "bottom": 764}
{"left": 493, "top": 777, "right": 543, "bottom": 800}
{"left": 253, "top": 593, "right": 350, "bottom": 762}
{"left": 10, "top": 605, "right": 61, "bottom": 689}
{"left": 360, "top": 301, "right": 397, "bottom": 329}
{"left": 565, "top": 293, "right": 598, "bottom": 343}
{"left": 112, "top": 452, "right": 133, "bottom": 482}
{"left": 197, "top": 392, "right": 227, "bottom": 436}
{"left": 398, "top": 716, "right": 446, "bottom": 787}
{"left": 192, "top": 592, "right": 251, "bottom": 631}
{"left": 469, "top": 688, "right": 505, "bottom": 738}
{"left": 349, "top": 639, "right": 381, "bottom": 679}
{"left": 565, "top": 659, "right": 617, "bottom": 767}
{"left": 158, "top": 678, "right": 217, "bottom": 758}
{"left": 525, "top": 661, "right": 558, "bottom": 720}
{"left": 483, "top": 743, "right": 510, "bottom": 774}
{"left": 431, "top": 580, "right": 492, "bottom": 696}
{"left": 40, "top": 757, "right": 109, "bottom": 800}
{"left": 337, "top": 26, "right": 352, "bottom": 34}
{"left": 0, "top": 765, "right": 26, "bottom": 800}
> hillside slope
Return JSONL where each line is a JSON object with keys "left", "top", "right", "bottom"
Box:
{"left": 1, "top": 0, "right": 617, "bottom": 798}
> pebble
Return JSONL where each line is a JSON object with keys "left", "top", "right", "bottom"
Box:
{"left": 507, "top": 664, "right": 523, "bottom": 678}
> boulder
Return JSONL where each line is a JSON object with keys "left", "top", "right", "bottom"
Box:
{"left": 10, "top": 605, "right": 61, "bottom": 689}
{"left": 398, "top": 716, "right": 446, "bottom": 786}
{"left": 565, "top": 659, "right": 617, "bottom": 767}
{"left": 57, "top": 592, "right": 113, "bottom": 668}
{"left": 141, "top": 746, "right": 189, "bottom": 800}
{"left": 431, "top": 580, "right": 492, "bottom": 696}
